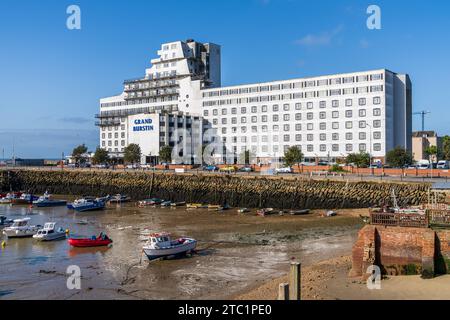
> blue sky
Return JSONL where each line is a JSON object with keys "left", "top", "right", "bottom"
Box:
{"left": 0, "top": 0, "right": 449, "bottom": 158}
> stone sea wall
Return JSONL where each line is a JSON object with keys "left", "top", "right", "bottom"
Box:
{"left": 0, "top": 169, "right": 440, "bottom": 210}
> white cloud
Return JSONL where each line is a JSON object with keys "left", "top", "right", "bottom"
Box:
{"left": 294, "top": 25, "right": 344, "bottom": 47}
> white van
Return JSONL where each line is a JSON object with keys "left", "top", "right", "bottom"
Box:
{"left": 437, "top": 160, "right": 450, "bottom": 169}
{"left": 417, "top": 160, "right": 430, "bottom": 170}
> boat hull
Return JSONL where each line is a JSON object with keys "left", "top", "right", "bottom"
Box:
{"left": 68, "top": 238, "right": 112, "bottom": 247}
{"left": 143, "top": 239, "right": 197, "bottom": 261}
{"left": 33, "top": 232, "right": 66, "bottom": 241}
{"left": 3, "top": 228, "right": 39, "bottom": 238}
{"left": 73, "top": 202, "right": 105, "bottom": 212}
{"left": 34, "top": 201, "right": 67, "bottom": 207}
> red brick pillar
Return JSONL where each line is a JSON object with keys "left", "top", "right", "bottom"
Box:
{"left": 421, "top": 230, "right": 436, "bottom": 278}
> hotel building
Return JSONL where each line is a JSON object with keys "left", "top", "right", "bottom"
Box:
{"left": 97, "top": 39, "right": 412, "bottom": 164}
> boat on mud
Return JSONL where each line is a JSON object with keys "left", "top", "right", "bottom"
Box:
{"left": 237, "top": 208, "right": 250, "bottom": 214}
{"left": 68, "top": 233, "right": 113, "bottom": 247}
{"left": 109, "top": 194, "right": 131, "bottom": 204}
{"left": 0, "top": 192, "right": 22, "bottom": 204}
{"left": 289, "top": 209, "right": 310, "bottom": 215}
{"left": 33, "top": 192, "right": 67, "bottom": 207}
{"left": 138, "top": 198, "right": 163, "bottom": 207}
{"left": 142, "top": 232, "right": 197, "bottom": 261}
{"left": 72, "top": 198, "right": 106, "bottom": 212}
{"left": 10, "top": 193, "right": 39, "bottom": 205}
{"left": 170, "top": 202, "right": 186, "bottom": 207}
{"left": 186, "top": 203, "right": 208, "bottom": 209}
{"left": 2, "top": 218, "right": 41, "bottom": 238}
{"left": 256, "top": 208, "right": 275, "bottom": 217}
{"left": 33, "top": 222, "right": 67, "bottom": 241}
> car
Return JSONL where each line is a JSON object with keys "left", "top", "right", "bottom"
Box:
{"left": 317, "top": 161, "right": 329, "bottom": 166}
{"left": 219, "top": 166, "right": 237, "bottom": 173}
{"left": 238, "top": 166, "right": 253, "bottom": 172}
{"left": 437, "top": 160, "right": 450, "bottom": 169}
{"left": 203, "top": 165, "right": 219, "bottom": 172}
{"left": 275, "top": 167, "right": 293, "bottom": 174}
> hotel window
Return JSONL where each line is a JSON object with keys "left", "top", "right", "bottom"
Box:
{"left": 345, "top": 121, "right": 353, "bottom": 129}
{"left": 121, "top": 140, "right": 125, "bottom": 146}
{"left": 108, "top": 133, "right": 112, "bottom": 139}
{"left": 273, "top": 135, "right": 279, "bottom": 142}
{"left": 359, "top": 121, "right": 366, "bottom": 128}
{"left": 307, "top": 123, "right": 314, "bottom": 131}
{"left": 251, "top": 136, "right": 257, "bottom": 143}
{"left": 260, "top": 85, "right": 270, "bottom": 92}
{"left": 373, "top": 120, "right": 381, "bottom": 128}
{"left": 273, "top": 104, "right": 279, "bottom": 112}
{"left": 262, "top": 145, "right": 268, "bottom": 152}
{"left": 251, "top": 106, "right": 257, "bottom": 113}
{"left": 307, "top": 112, "right": 314, "bottom": 120}
{"left": 241, "top": 127, "right": 247, "bottom": 133}
{"left": 121, "top": 132, "right": 125, "bottom": 138}
{"left": 307, "top": 145, "right": 314, "bottom": 152}
{"left": 121, "top": 124, "right": 125, "bottom": 130}
{"left": 332, "top": 122, "right": 339, "bottom": 129}
{"left": 373, "top": 97, "right": 381, "bottom": 105}
{"left": 346, "top": 144, "right": 353, "bottom": 152}
{"left": 241, "top": 107, "right": 247, "bottom": 114}
{"left": 295, "top": 113, "right": 302, "bottom": 121}
{"left": 359, "top": 109, "right": 366, "bottom": 117}
{"left": 332, "top": 111, "right": 339, "bottom": 118}
{"left": 345, "top": 110, "right": 353, "bottom": 118}
{"left": 241, "top": 136, "right": 247, "bottom": 143}
{"left": 330, "top": 78, "right": 341, "bottom": 85}
{"left": 332, "top": 144, "right": 339, "bottom": 152}
{"left": 273, "top": 145, "right": 279, "bottom": 152}
{"left": 330, "top": 89, "right": 341, "bottom": 96}
{"left": 359, "top": 98, "right": 366, "bottom": 106}
{"left": 283, "top": 104, "right": 290, "bottom": 111}
{"left": 320, "top": 133, "right": 326, "bottom": 141}
{"left": 373, "top": 108, "right": 381, "bottom": 116}
{"left": 374, "top": 131, "right": 381, "bottom": 139}
{"left": 305, "top": 80, "right": 315, "bottom": 87}
{"left": 114, "top": 141, "right": 118, "bottom": 146}
{"left": 343, "top": 88, "right": 354, "bottom": 95}
{"left": 320, "top": 145, "right": 327, "bottom": 152}
{"left": 332, "top": 100, "right": 339, "bottom": 107}
{"left": 284, "top": 124, "right": 290, "bottom": 131}
{"left": 307, "top": 134, "right": 314, "bottom": 141}
{"left": 332, "top": 133, "right": 339, "bottom": 140}
{"left": 307, "top": 102, "right": 313, "bottom": 109}
{"left": 374, "top": 143, "right": 382, "bottom": 151}
{"left": 343, "top": 76, "right": 354, "bottom": 84}
{"left": 262, "top": 125, "right": 268, "bottom": 132}
{"left": 222, "top": 128, "right": 227, "bottom": 134}
{"left": 251, "top": 116, "right": 257, "bottom": 123}
{"left": 345, "top": 99, "right": 352, "bottom": 106}
{"left": 222, "top": 109, "right": 227, "bottom": 115}
{"left": 284, "top": 135, "right": 290, "bottom": 142}
{"left": 249, "top": 87, "right": 258, "bottom": 93}
{"left": 213, "top": 119, "right": 218, "bottom": 125}
{"left": 295, "top": 134, "right": 302, "bottom": 141}
{"left": 213, "top": 109, "right": 218, "bottom": 116}
{"left": 251, "top": 126, "right": 257, "bottom": 133}
{"left": 232, "top": 127, "right": 237, "bottom": 133}
{"left": 232, "top": 117, "right": 237, "bottom": 124}
{"left": 102, "top": 141, "right": 105, "bottom": 147}
{"left": 346, "top": 133, "right": 353, "bottom": 140}
{"left": 318, "top": 112, "right": 325, "bottom": 120}
{"left": 371, "top": 85, "right": 383, "bottom": 92}
{"left": 293, "top": 93, "right": 302, "bottom": 99}
{"left": 319, "top": 101, "right": 326, "bottom": 108}
{"left": 359, "top": 132, "right": 367, "bottom": 140}
{"left": 357, "top": 75, "right": 369, "bottom": 82}
{"left": 320, "top": 123, "right": 326, "bottom": 130}
{"left": 102, "top": 133, "right": 105, "bottom": 139}
{"left": 318, "top": 79, "right": 328, "bottom": 86}
{"left": 262, "top": 105, "right": 268, "bottom": 112}
{"left": 359, "top": 144, "right": 366, "bottom": 152}
{"left": 241, "top": 117, "right": 247, "bottom": 123}
{"left": 203, "top": 110, "right": 209, "bottom": 116}
{"left": 295, "top": 103, "right": 302, "bottom": 110}
{"left": 222, "top": 118, "right": 227, "bottom": 125}
{"left": 295, "top": 123, "right": 302, "bottom": 131}
{"left": 273, "top": 125, "right": 279, "bottom": 132}
{"left": 273, "top": 114, "right": 279, "bottom": 122}
{"left": 283, "top": 114, "right": 290, "bottom": 121}
{"left": 282, "top": 83, "right": 291, "bottom": 90}
{"left": 371, "top": 74, "right": 383, "bottom": 81}
{"left": 262, "top": 115, "right": 268, "bottom": 122}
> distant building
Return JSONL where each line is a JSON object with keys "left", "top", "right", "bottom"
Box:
{"left": 412, "top": 131, "right": 443, "bottom": 162}
{"left": 6, "top": 158, "right": 45, "bottom": 167}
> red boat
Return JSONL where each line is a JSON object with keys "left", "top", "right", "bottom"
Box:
{"left": 68, "top": 233, "right": 112, "bottom": 247}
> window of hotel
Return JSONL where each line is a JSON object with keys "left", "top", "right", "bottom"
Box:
{"left": 320, "top": 122, "right": 326, "bottom": 130}
{"left": 373, "top": 120, "right": 381, "bottom": 128}
{"left": 108, "top": 141, "right": 112, "bottom": 146}
{"left": 295, "top": 113, "right": 302, "bottom": 121}
{"left": 282, "top": 83, "right": 291, "bottom": 90}
{"left": 241, "top": 136, "right": 247, "bottom": 143}
{"left": 102, "top": 133, "right": 105, "bottom": 139}
{"left": 295, "top": 123, "right": 302, "bottom": 131}
{"left": 373, "top": 97, "right": 381, "bottom": 105}
{"left": 273, "top": 105, "right": 279, "bottom": 112}
{"left": 306, "top": 92, "right": 315, "bottom": 99}
{"left": 232, "top": 127, "right": 237, "bottom": 133}
{"left": 307, "top": 123, "right": 314, "bottom": 130}
{"left": 251, "top": 116, "right": 257, "bottom": 123}
{"left": 213, "top": 109, "right": 218, "bottom": 116}
{"left": 319, "top": 112, "right": 326, "bottom": 119}
{"left": 262, "top": 145, "right": 268, "bottom": 152}
{"left": 251, "top": 136, "right": 257, "bottom": 143}
{"left": 373, "top": 108, "right": 381, "bottom": 116}
{"left": 283, "top": 114, "right": 290, "bottom": 121}
{"left": 249, "top": 87, "right": 258, "bottom": 93}
{"left": 307, "top": 113, "right": 314, "bottom": 120}
{"left": 222, "top": 118, "right": 227, "bottom": 125}
{"left": 273, "top": 145, "right": 279, "bottom": 152}
{"left": 251, "top": 126, "right": 257, "bottom": 133}
{"left": 262, "top": 115, "right": 268, "bottom": 122}
{"left": 374, "top": 143, "right": 382, "bottom": 151}
{"left": 305, "top": 80, "right": 315, "bottom": 87}
{"left": 332, "top": 133, "right": 339, "bottom": 140}
{"left": 359, "top": 132, "right": 366, "bottom": 140}
{"left": 273, "top": 125, "right": 279, "bottom": 132}
{"left": 332, "top": 144, "right": 339, "bottom": 152}
{"left": 222, "top": 128, "right": 227, "bottom": 134}
{"left": 108, "top": 133, "right": 112, "bottom": 139}
{"left": 240, "top": 88, "right": 249, "bottom": 94}
{"left": 283, "top": 135, "right": 290, "bottom": 142}
{"left": 283, "top": 104, "right": 290, "bottom": 111}
{"left": 345, "top": 110, "right": 353, "bottom": 118}
{"left": 318, "top": 79, "right": 328, "bottom": 86}
{"left": 251, "top": 106, "right": 257, "bottom": 113}
{"left": 222, "top": 109, "right": 227, "bottom": 115}
{"left": 332, "top": 122, "right": 339, "bottom": 129}
{"left": 330, "top": 78, "right": 341, "bottom": 85}
{"left": 332, "top": 111, "right": 339, "bottom": 118}
{"left": 295, "top": 103, "right": 302, "bottom": 110}
{"left": 213, "top": 119, "right": 218, "bottom": 125}
{"left": 121, "top": 125, "right": 125, "bottom": 130}
{"left": 262, "top": 105, "right": 268, "bottom": 112}
{"left": 203, "top": 110, "right": 209, "bottom": 116}
{"left": 345, "top": 99, "right": 352, "bottom": 106}
{"left": 241, "top": 107, "right": 247, "bottom": 114}
{"left": 332, "top": 100, "right": 339, "bottom": 107}
{"left": 343, "top": 76, "right": 354, "bottom": 84}
{"left": 260, "top": 85, "right": 269, "bottom": 92}
{"left": 319, "top": 144, "right": 326, "bottom": 152}
{"left": 102, "top": 141, "right": 105, "bottom": 147}
{"left": 359, "top": 109, "right": 366, "bottom": 117}
{"left": 346, "top": 133, "right": 353, "bottom": 140}
{"left": 359, "top": 144, "right": 366, "bottom": 152}
{"left": 307, "top": 102, "right": 313, "bottom": 109}
{"left": 374, "top": 131, "right": 381, "bottom": 139}
{"left": 102, "top": 127, "right": 106, "bottom": 131}
{"left": 273, "top": 115, "right": 279, "bottom": 122}
{"left": 357, "top": 75, "right": 369, "bottom": 82}
{"left": 241, "top": 117, "right": 247, "bottom": 123}
{"left": 359, "top": 98, "right": 366, "bottom": 106}
{"left": 121, "top": 132, "right": 125, "bottom": 138}
{"left": 295, "top": 134, "right": 302, "bottom": 141}
{"left": 346, "top": 144, "right": 353, "bottom": 152}
{"left": 330, "top": 89, "right": 341, "bottom": 96}
{"left": 232, "top": 117, "right": 237, "bottom": 124}
{"left": 241, "top": 127, "right": 247, "bottom": 133}
{"left": 359, "top": 121, "right": 366, "bottom": 128}
{"left": 273, "top": 136, "right": 279, "bottom": 142}
{"left": 343, "top": 88, "right": 354, "bottom": 95}
{"left": 284, "top": 124, "right": 290, "bottom": 131}
{"left": 346, "top": 121, "right": 353, "bottom": 129}
{"left": 307, "top": 145, "right": 314, "bottom": 152}
{"left": 262, "top": 125, "right": 268, "bottom": 132}
{"left": 320, "top": 133, "right": 326, "bottom": 141}
{"left": 307, "top": 134, "right": 314, "bottom": 141}
{"left": 371, "top": 85, "right": 383, "bottom": 92}
{"left": 371, "top": 74, "right": 383, "bottom": 81}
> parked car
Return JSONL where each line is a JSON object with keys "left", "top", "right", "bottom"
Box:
{"left": 317, "top": 161, "right": 329, "bottom": 166}
{"left": 437, "top": 160, "right": 450, "bottom": 169}
{"left": 275, "top": 167, "right": 293, "bottom": 174}
{"left": 203, "top": 165, "right": 219, "bottom": 172}
{"left": 219, "top": 166, "right": 237, "bottom": 173}
{"left": 238, "top": 166, "right": 253, "bottom": 172}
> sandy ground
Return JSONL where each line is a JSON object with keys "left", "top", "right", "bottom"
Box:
{"left": 234, "top": 255, "right": 450, "bottom": 300}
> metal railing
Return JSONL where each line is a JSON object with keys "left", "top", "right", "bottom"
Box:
{"left": 370, "top": 210, "right": 429, "bottom": 228}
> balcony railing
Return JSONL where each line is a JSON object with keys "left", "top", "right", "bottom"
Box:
{"left": 95, "top": 119, "right": 121, "bottom": 127}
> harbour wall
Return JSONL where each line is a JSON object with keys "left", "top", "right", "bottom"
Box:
{"left": 0, "top": 169, "right": 441, "bottom": 209}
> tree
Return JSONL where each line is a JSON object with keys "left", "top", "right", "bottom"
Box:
{"left": 92, "top": 147, "right": 109, "bottom": 165}
{"left": 425, "top": 145, "right": 438, "bottom": 162}
{"left": 283, "top": 146, "right": 303, "bottom": 171}
{"left": 386, "top": 146, "right": 412, "bottom": 168}
{"left": 346, "top": 152, "right": 370, "bottom": 168}
{"left": 123, "top": 143, "right": 141, "bottom": 164}
{"left": 72, "top": 144, "right": 88, "bottom": 165}
{"left": 159, "top": 145, "right": 172, "bottom": 164}
{"left": 442, "top": 136, "right": 450, "bottom": 161}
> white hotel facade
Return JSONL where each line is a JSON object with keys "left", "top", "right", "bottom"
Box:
{"left": 97, "top": 39, "right": 412, "bottom": 165}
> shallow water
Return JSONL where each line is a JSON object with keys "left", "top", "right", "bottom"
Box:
{"left": 0, "top": 200, "right": 362, "bottom": 300}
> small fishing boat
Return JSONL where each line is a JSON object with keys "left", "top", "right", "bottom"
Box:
{"left": 68, "top": 233, "right": 112, "bottom": 247}
{"left": 109, "top": 194, "right": 131, "bottom": 204}
{"left": 72, "top": 198, "right": 106, "bottom": 212}
{"left": 10, "top": 193, "right": 39, "bottom": 205}
{"left": 289, "top": 209, "right": 310, "bottom": 216}
{"left": 33, "top": 222, "right": 67, "bottom": 241}
{"left": 170, "top": 202, "right": 186, "bottom": 207}
{"left": 2, "top": 218, "right": 41, "bottom": 238}
{"left": 160, "top": 201, "right": 172, "bottom": 207}
{"left": 186, "top": 203, "right": 207, "bottom": 209}
{"left": 142, "top": 232, "right": 197, "bottom": 261}
{"left": 138, "top": 198, "right": 163, "bottom": 207}
{"left": 0, "top": 192, "right": 22, "bottom": 204}
{"left": 33, "top": 192, "right": 67, "bottom": 207}
{"left": 257, "top": 208, "right": 275, "bottom": 217}
{"left": 0, "top": 216, "right": 14, "bottom": 227}
{"left": 237, "top": 208, "right": 250, "bottom": 214}
{"left": 207, "top": 204, "right": 223, "bottom": 211}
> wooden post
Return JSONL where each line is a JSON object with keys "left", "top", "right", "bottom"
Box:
{"left": 289, "top": 262, "right": 301, "bottom": 300}
{"left": 278, "top": 283, "right": 289, "bottom": 300}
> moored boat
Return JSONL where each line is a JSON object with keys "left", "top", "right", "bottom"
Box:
{"left": 237, "top": 208, "right": 250, "bottom": 214}
{"left": 33, "top": 192, "right": 67, "bottom": 207}
{"left": 186, "top": 203, "right": 207, "bottom": 209}
{"left": 72, "top": 198, "right": 106, "bottom": 212}
{"left": 0, "top": 192, "right": 22, "bottom": 204}
{"left": 0, "top": 216, "right": 14, "bottom": 227}
{"left": 289, "top": 209, "right": 310, "bottom": 215}
{"left": 257, "top": 208, "right": 275, "bottom": 217}
{"left": 170, "top": 202, "right": 186, "bottom": 207}
{"left": 10, "top": 193, "right": 39, "bottom": 205}
{"left": 142, "top": 232, "right": 197, "bottom": 261}
{"left": 2, "top": 218, "right": 41, "bottom": 238}
{"left": 33, "top": 222, "right": 67, "bottom": 241}
{"left": 109, "top": 194, "right": 131, "bottom": 204}
{"left": 138, "top": 198, "right": 163, "bottom": 207}
{"left": 68, "top": 233, "right": 112, "bottom": 247}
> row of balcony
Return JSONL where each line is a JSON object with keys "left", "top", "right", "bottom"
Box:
{"left": 124, "top": 89, "right": 179, "bottom": 100}
{"left": 124, "top": 80, "right": 179, "bottom": 92}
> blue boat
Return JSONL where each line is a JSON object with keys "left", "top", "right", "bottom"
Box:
{"left": 72, "top": 199, "right": 106, "bottom": 212}
{"left": 33, "top": 192, "right": 67, "bottom": 207}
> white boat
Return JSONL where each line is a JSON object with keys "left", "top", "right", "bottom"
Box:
{"left": 33, "top": 222, "right": 67, "bottom": 241}
{"left": 33, "top": 192, "right": 67, "bottom": 207}
{"left": 142, "top": 232, "right": 197, "bottom": 261}
{"left": 2, "top": 218, "right": 41, "bottom": 238}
